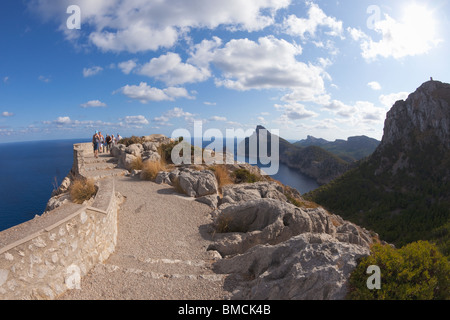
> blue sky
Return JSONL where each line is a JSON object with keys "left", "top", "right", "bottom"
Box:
{"left": 1, "top": 0, "right": 449, "bottom": 143}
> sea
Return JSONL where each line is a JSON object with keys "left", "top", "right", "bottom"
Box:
{"left": 0, "top": 138, "right": 318, "bottom": 232}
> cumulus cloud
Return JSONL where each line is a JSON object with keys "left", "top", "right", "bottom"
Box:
{"left": 118, "top": 60, "right": 138, "bottom": 75}
{"left": 138, "top": 52, "right": 210, "bottom": 86}
{"left": 275, "top": 102, "right": 318, "bottom": 121}
{"left": 117, "top": 82, "right": 195, "bottom": 103}
{"left": 188, "top": 36, "right": 329, "bottom": 104}
{"left": 80, "top": 100, "right": 107, "bottom": 108}
{"left": 349, "top": 7, "right": 442, "bottom": 61}
{"left": 282, "top": 1, "right": 344, "bottom": 39}
{"left": 30, "top": 0, "right": 291, "bottom": 53}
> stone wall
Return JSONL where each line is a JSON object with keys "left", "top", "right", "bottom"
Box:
{"left": 0, "top": 144, "right": 118, "bottom": 300}
{"left": 72, "top": 142, "right": 93, "bottom": 177}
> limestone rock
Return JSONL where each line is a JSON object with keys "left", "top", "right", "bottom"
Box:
{"left": 209, "top": 199, "right": 343, "bottom": 257}
{"left": 119, "top": 153, "right": 138, "bottom": 171}
{"left": 125, "top": 144, "right": 143, "bottom": 158}
{"left": 213, "top": 233, "right": 370, "bottom": 300}
{"left": 196, "top": 194, "right": 220, "bottom": 209}
{"left": 176, "top": 168, "right": 218, "bottom": 198}
{"left": 220, "top": 181, "right": 287, "bottom": 205}
{"left": 155, "top": 171, "right": 172, "bottom": 185}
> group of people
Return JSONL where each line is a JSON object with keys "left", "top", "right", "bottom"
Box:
{"left": 92, "top": 131, "right": 122, "bottom": 158}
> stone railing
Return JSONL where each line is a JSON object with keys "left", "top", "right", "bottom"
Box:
{"left": 0, "top": 144, "right": 118, "bottom": 300}
{"left": 72, "top": 142, "right": 93, "bottom": 177}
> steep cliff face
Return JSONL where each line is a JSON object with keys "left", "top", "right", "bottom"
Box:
{"left": 381, "top": 81, "right": 450, "bottom": 149}
{"left": 306, "top": 80, "right": 450, "bottom": 252}
{"left": 374, "top": 80, "right": 450, "bottom": 180}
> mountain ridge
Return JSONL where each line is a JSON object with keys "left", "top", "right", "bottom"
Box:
{"left": 305, "top": 80, "right": 450, "bottom": 256}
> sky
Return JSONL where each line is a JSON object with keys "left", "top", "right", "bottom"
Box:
{"left": 0, "top": 0, "right": 449, "bottom": 143}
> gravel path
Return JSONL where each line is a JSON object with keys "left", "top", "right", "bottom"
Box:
{"left": 60, "top": 175, "right": 232, "bottom": 300}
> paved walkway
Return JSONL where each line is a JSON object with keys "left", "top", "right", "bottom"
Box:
{"left": 59, "top": 154, "right": 232, "bottom": 300}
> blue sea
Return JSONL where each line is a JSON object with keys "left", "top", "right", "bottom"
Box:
{"left": 0, "top": 139, "right": 318, "bottom": 232}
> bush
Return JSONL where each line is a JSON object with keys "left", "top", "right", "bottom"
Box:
{"left": 70, "top": 178, "right": 97, "bottom": 204}
{"left": 347, "top": 241, "right": 450, "bottom": 300}
{"left": 140, "top": 161, "right": 164, "bottom": 181}
{"left": 232, "top": 168, "right": 261, "bottom": 184}
{"left": 119, "top": 136, "right": 145, "bottom": 147}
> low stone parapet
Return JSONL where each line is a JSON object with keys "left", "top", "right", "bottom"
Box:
{"left": 0, "top": 145, "right": 118, "bottom": 300}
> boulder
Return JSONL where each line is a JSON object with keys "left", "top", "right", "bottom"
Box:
{"left": 110, "top": 144, "right": 126, "bottom": 158}
{"left": 125, "top": 144, "right": 143, "bottom": 157}
{"left": 196, "top": 194, "right": 220, "bottom": 209}
{"left": 119, "top": 153, "right": 138, "bottom": 171}
{"left": 155, "top": 171, "right": 172, "bottom": 185}
{"left": 142, "top": 151, "right": 161, "bottom": 163}
{"left": 142, "top": 141, "right": 159, "bottom": 152}
{"left": 221, "top": 181, "right": 287, "bottom": 205}
{"left": 176, "top": 168, "right": 218, "bottom": 198}
{"left": 213, "top": 233, "right": 370, "bottom": 300}
{"left": 209, "top": 199, "right": 341, "bottom": 257}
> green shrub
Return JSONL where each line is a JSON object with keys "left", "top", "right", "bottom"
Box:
{"left": 119, "top": 136, "right": 145, "bottom": 146}
{"left": 232, "top": 168, "right": 260, "bottom": 184}
{"left": 347, "top": 241, "right": 450, "bottom": 300}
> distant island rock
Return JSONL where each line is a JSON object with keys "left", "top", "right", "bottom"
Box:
{"left": 238, "top": 125, "right": 352, "bottom": 186}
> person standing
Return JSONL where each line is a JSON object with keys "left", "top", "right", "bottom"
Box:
{"left": 99, "top": 131, "right": 104, "bottom": 153}
{"left": 93, "top": 130, "right": 100, "bottom": 158}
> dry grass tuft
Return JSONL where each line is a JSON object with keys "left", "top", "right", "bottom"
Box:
{"left": 130, "top": 156, "right": 143, "bottom": 171}
{"left": 70, "top": 178, "right": 97, "bottom": 204}
{"left": 140, "top": 160, "right": 165, "bottom": 181}
{"left": 211, "top": 165, "right": 233, "bottom": 189}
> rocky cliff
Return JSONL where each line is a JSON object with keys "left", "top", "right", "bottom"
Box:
{"left": 306, "top": 80, "right": 450, "bottom": 254}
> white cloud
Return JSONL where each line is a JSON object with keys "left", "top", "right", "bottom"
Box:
{"left": 118, "top": 82, "right": 194, "bottom": 103}
{"left": 2, "top": 111, "right": 14, "bottom": 117}
{"left": 204, "top": 102, "right": 217, "bottom": 106}
{"left": 209, "top": 116, "right": 227, "bottom": 122}
{"left": 356, "top": 8, "right": 442, "bottom": 60}
{"left": 83, "top": 66, "right": 103, "bottom": 77}
{"left": 80, "top": 100, "right": 107, "bottom": 108}
{"left": 368, "top": 81, "right": 382, "bottom": 91}
{"left": 30, "top": 0, "right": 291, "bottom": 53}
{"left": 283, "top": 2, "right": 344, "bottom": 39}
{"left": 379, "top": 92, "right": 409, "bottom": 108}
{"left": 275, "top": 102, "right": 318, "bottom": 121}
{"left": 54, "top": 116, "right": 72, "bottom": 126}
{"left": 122, "top": 115, "right": 149, "bottom": 126}
{"left": 138, "top": 52, "right": 210, "bottom": 86}
{"left": 118, "top": 60, "right": 137, "bottom": 74}
{"left": 190, "top": 36, "right": 328, "bottom": 103}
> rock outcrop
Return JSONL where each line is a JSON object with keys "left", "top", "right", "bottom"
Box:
{"left": 207, "top": 185, "right": 375, "bottom": 300}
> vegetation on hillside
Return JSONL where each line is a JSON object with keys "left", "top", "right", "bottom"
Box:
{"left": 347, "top": 241, "right": 449, "bottom": 300}
{"left": 305, "top": 137, "right": 450, "bottom": 258}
